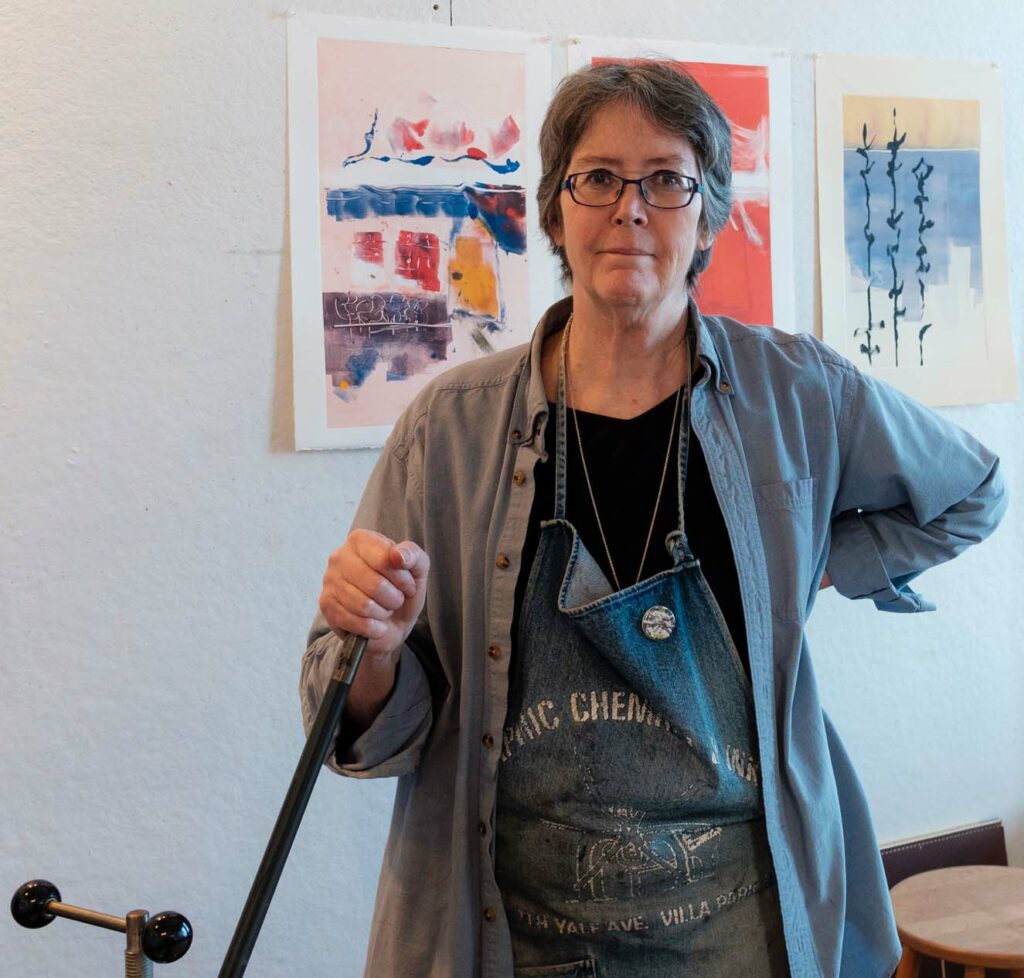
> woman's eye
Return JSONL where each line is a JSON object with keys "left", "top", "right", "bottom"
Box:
{"left": 581, "top": 170, "right": 613, "bottom": 186}
{"left": 652, "top": 171, "right": 685, "bottom": 189}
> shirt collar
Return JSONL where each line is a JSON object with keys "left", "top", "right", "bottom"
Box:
{"left": 688, "top": 298, "right": 732, "bottom": 395}
{"left": 511, "top": 296, "right": 733, "bottom": 452}
{"left": 509, "top": 297, "right": 570, "bottom": 451}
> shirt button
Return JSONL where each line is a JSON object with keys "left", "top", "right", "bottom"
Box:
{"left": 513, "top": 470, "right": 526, "bottom": 486}
{"left": 488, "top": 644, "right": 502, "bottom": 660}
{"left": 483, "top": 906, "right": 496, "bottom": 922}
{"left": 510, "top": 428, "right": 522, "bottom": 441}
{"left": 719, "top": 380, "right": 731, "bottom": 393}
{"left": 478, "top": 821, "right": 488, "bottom": 836}
{"left": 495, "top": 554, "right": 510, "bottom": 570}
{"left": 482, "top": 733, "right": 494, "bottom": 748}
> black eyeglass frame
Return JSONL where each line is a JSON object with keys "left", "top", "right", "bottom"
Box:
{"left": 560, "top": 169, "right": 704, "bottom": 209}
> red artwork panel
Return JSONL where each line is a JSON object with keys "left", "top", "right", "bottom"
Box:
{"left": 683, "top": 61, "right": 773, "bottom": 325}
{"left": 353, "top": 231, "right": 384, "bottom": 265}
{"left": 395, "top": 230, "right": 441, "bottom": 292}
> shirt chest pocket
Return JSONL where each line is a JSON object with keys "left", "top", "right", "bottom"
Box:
{"left": 753, "top": 477, "right": 816, "bottom": 622}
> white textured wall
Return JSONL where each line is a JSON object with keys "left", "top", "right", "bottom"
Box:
{"left": 1, "top": 1, "right": 1021, "bottom": 976}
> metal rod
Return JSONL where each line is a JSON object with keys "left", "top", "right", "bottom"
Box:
{"left": 125, "top": 909, "right": 152, "bottom": 978}
{"left": 46, "top": 900, "right": 126, "bottom": 933}
{"left": 217, "top": 633, "right": 368, "bottom": 978}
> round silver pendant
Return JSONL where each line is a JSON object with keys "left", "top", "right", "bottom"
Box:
{"left": 641, "top": 605, "right": 676, "bottom": 641}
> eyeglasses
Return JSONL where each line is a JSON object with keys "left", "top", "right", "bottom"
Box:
{"left": 561, "top": 168, "right": 703, "bottom": 209}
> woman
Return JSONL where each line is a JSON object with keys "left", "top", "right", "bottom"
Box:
{"left": 302, "top": 61, "right": 1006, "bottom": 978}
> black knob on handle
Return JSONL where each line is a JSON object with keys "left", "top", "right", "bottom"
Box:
{"left": 143, "top": 911, "right": 193, "bottom": 963}
{"left": 11, "top": 880, "right": 61, "bottom": 929}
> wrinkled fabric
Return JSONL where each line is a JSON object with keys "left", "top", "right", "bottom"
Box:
{"left": 301, "top": 297, "right": 1007, "bottom": 978}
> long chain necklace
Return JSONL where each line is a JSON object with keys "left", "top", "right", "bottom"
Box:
{"left": 562, "top": 313, "right": 685, "bottom": 591}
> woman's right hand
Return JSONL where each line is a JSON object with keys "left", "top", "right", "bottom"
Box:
{"left": 318, "top": 529, "right": 431, "bottom": 664}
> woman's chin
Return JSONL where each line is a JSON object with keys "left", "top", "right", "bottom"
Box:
{"left": 584, "top": 271, "right": 656, "bottom": 307}
{"left": 593, "top": 284, "right": 657, "bottom": 310}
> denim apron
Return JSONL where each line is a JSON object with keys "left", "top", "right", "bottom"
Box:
{"left": 494, "top": 336, "right": 789, "bottom": 978}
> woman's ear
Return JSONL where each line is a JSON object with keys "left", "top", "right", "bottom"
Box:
{"left": 696, "top": 223, "right": 713, "bottom": 252}
{"left": 550, "top": 213, "right": 564, "bottom": 249}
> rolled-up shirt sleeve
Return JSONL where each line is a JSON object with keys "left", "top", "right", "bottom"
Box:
{"left": 825, "top": 364, "right": 1008, "bottom": 613}
{"left": 300, "top": 622, "right": 433, "bottom": 777}
{"left": 299, "top": 405, "right": 441, "bottom": 777}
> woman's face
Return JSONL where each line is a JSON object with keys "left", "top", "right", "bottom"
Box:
{"left": 552, "top": 101, "right": 710, "bottom": 319}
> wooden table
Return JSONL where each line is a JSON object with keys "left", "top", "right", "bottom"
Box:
{"left": 891, "top": 865, "right": 1024, "bottom": 977}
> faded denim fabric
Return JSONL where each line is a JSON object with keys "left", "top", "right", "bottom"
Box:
{"left": 494, "top": 347, "right": 788, "bottom": 976}
{"left": 301, "top": 297, "right": 1007, "bottom": 978}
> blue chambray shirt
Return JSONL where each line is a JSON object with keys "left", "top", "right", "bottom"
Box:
{"left": 301, "top": 297, "right": 1007, "bottom": 978}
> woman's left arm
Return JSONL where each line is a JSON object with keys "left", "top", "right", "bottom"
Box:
{"left": 823, "top": 363, "right": 1008, "bottom": 612}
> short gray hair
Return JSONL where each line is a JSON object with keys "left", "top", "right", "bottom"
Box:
{"left": 537, "top": 59, "right": 733, "bottom": 290}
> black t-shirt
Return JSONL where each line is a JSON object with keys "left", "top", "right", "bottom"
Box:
{"left": 511, "top": 385, "right": 749, "bottom": 677}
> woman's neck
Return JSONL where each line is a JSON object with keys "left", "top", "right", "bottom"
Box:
{"left": 542, "top": 301, "right": 693, "bottom": 419}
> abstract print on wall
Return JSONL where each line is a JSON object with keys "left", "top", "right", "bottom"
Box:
{"left": 288, "top": 16, "right": 552, "bottom": 448}
{"left": 816, "top": 55, "right": 1016, "bottom": 406}
{"left": 568, "top": 38, "right": 795, "bottom": 332}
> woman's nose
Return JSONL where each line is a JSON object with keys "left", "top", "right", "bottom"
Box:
{"left": 612, "top": 183, "right": 648, "bottom": 225}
